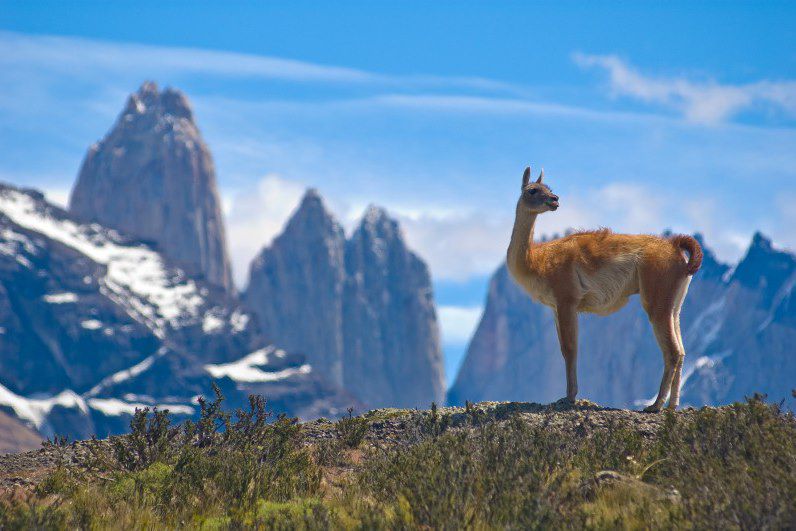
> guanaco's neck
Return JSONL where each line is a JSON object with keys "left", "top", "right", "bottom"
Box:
{"left": 507, "top": 200, "right": 537, "bottom": 277}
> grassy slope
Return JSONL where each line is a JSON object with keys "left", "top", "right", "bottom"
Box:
{"left": 0, "top": 392, "right": 794, "bottom": 529}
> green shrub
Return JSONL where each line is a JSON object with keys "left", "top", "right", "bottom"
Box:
{"left": 2, "top": 395, "right": 793, "bottom": 529}
{"left": 313, "top": 436, "right": 345, "bottom": 467}
{"left": 646, "top": 397, "right": 796, "bottom": 529}
{"left": 348, "top": 398, "right": 795, "bottom": 529}
{"left": 335, "top": 407, "right": 369, "bottom": 449}
{"left": 3, "top": 386, "right": 321, "bottom": 528}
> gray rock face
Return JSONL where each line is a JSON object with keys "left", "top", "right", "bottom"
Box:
{"left": 0, "top": 183, "right": 355, "bottom": 440}
{"left": 680, "top": 233, "right": 796, "bottom": 407}
{"left": 449, "top": 233, "right": 796, "bottom": 409}
{"left": 244, "top": 190, "right": 347, "bottom": 387}
{"left": 69, "top": 82, "right": 234, "bottom": 293}
{"left": 245, "top": 195, "right": 445, "bottom": 409}
{"left": 343, "top": 207, "right": 445, "bottom": 408}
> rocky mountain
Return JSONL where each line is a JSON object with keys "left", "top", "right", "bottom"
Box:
{"left": 245, "top": 190, "right": 347, "bottom": 387}
{"left": 69, "top": 82, "right": 234, "bottom": 294}
{"left": 342, "top": 207, "right": 444, "bottom": 408}
{"left": 449, "top": 233, "right": 796, "bottom": 409}
{"left": 0, "top": 183, "right": 355, "bottom": 440}
{"left": 245, "top": 193, "right": 445, "bottom": 409}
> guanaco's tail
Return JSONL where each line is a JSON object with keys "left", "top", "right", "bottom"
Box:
{"left": 670, "top": 235, "right": 703, "bottom": 275}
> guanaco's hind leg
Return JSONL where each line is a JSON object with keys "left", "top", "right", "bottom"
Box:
{"left": 554, "top": 305, "right": 579, "bottom": 402}
{"left": 640, "top": 267, "right": 683, "bottom": 412}
{"left": 645, "top": 315, "right": 681, "bottom": 412}
{"left": 667, "top": 277, "right": 690, "bottom": 409}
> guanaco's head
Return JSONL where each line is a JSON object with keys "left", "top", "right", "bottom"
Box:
{"left": 519, "top": 166, "right": 559, "bottom": 213}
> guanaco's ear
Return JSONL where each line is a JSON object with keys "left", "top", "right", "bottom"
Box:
{"left": 522, "top": 166, "right": 531, "bottom": 188}
{"left": 536, "top": 168, "right": 544, "bottom": 184}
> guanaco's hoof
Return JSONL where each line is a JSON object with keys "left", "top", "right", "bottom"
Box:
{"left": 551, "top": 397, "right": 576, "bottom": 410}
{"left": 643, "top": 404, "right": 662, "bottom": 413}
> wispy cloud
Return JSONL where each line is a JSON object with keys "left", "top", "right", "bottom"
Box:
{"left": 0, "top": 31, "right": 378, "bottom": 84}
{"left": 574, "top": 52, "right": 796, "bottom": 125}
{"left": 0, "top": 30, "right": 520, "bottom": 95}
{"left": 43, "top": 187, "right": 69, "bottom": 208}
{"left": 438, "top": 306, "right": 483, "bottom": 345}
{"left": 396, "top": 209, "right": 512, "bottom": 281}
{"left": 368, "top": 94, "right": 668, "bottom": 125}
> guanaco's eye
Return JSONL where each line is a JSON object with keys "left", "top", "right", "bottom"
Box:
{"left": 528, "top": 189, "right": 537, "bottom": 195}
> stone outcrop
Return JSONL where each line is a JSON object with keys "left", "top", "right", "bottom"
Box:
{"left": 69, "top": 82, "right": 234, "bottom": 293}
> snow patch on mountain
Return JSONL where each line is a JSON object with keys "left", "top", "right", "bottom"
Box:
{"left": 0, "top": 227, "right": 36, "bottom": 258}
{"left": 758, "top": 272, "right": 796, "bottom": 332}
{"left": 44, "top": 292, "right": 79, "bottom": 303}
{"left": 86, "top": 348, "right": 167, "bottom": 397}
{"left": 681, "top": 350, "right": 732, "bottom": 389}
{"left": 202, "top": 310, "right": 225, "bottom": 333}
{"left": 230, "top": 310, "right": 249, "bottom": 333}
{"left": 632, "top": 350, "right": 732, "bottom": 408}
{"left": 0, "top": 187, "right": 205, "bottom": 336}
{"left": 686, "top": 296, "right": 726, "bottom": 354}
{"left": 87, "top": 398, "right": 193, "bottom": 416}
{"left": 0, "top": 383, "right": 88, "bottom": 428}
{"left": 205, "top": 347, "right": 312, "bottom": 383}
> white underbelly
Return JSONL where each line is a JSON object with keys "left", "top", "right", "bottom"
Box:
{"left": 519, "top": 275, "right": 557, "bottom": 308}
{"left": 510, "top": 254, "right": 641, "bottom": 314}
{"left": 577, "top": 261, "right": 639, "bottom": 314}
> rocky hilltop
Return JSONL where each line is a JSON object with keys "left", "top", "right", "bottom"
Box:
{"left": 0, "top": 184, "right": 354, "bottom": 440}
{"left": 0, "top": 398, "right": 792, "bottom": 528}
{"left": 245, "top": 192, "right": 445, "bottom": 409}
{"left": 69, "top": 82, "right": 234, "bottom": 293}
{"left": 449, "top": 233, "right": 796, "bottom": 409}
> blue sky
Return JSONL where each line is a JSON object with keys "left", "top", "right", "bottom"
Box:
{"left": 2, "top": 1, "right": 795, "bottom": 383}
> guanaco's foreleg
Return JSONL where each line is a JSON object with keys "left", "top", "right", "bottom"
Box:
{"left": 554, "top": 304, "right": 579, "bottom": 402}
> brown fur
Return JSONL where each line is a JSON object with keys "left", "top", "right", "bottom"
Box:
{"left": 670, "top": 234, "right": 703, "bottom": 274}
{"left": 506, "top": 167, "right": 701, "bottom": 411}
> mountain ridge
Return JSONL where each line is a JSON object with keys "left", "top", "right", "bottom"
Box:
{"left": 0, "top": 182, "right": 355, "bottom": 440}
{"left": 245, "top": 188, "right": 446, "bottom": 409}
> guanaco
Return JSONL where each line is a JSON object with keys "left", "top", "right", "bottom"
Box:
{"left": 506, "top": 167, "right": 702, "bottom": 411}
